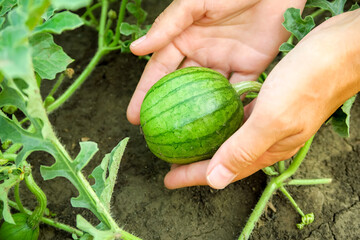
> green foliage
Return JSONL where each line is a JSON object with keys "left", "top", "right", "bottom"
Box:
{"left": 282, "top": 8, "right": 315, "bottom": 41}
{"left": 34, "top": 11, "right": 84, "bottom": 34}
{"left": 280, "top": 1, "right": 357, "bottom": 138}
{"left": 0, "top": 174, "right": 21, "bottom": 224}
{"left": 30, "top": 33, "right": 73, "bottom": 80}
{"left": 89, "top": 138, "right": 129, "bottom": 211}
{"left": 329, "top": 95, "right": 356, "bottom": 137}
{"left": 278, "top": 42, "right": 294, "bottom": 54}
{"left": 306, "top": 0, "right": 347, "bottom": 16}
{"left": 51, "top": 0, "right": 91, "bottom": 11}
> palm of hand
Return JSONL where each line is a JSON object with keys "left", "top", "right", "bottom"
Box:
{"left": 172, "top": 4, "right": 288, "bottom": 83}
{"left": 127, "top": 0, "right": 305, "bottom": 125}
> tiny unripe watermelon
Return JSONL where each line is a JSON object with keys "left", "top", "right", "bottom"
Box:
{"left": 140, "top": 67, "right": 243, "bottom": 164}
{"left": 0, "top": 213, "right": 39, "bottom": 240}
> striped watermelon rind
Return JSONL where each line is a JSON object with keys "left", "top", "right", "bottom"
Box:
{"left": 140, "top": 67, "right": 243, "bottom": 164}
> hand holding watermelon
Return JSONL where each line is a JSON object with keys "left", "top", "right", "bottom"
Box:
{"left": 128, "top": 0, "right": 360, "bottom": 190}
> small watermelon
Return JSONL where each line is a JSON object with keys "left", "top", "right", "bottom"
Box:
{"left": 140, "top": 67, "right": 248, "bottom": 164}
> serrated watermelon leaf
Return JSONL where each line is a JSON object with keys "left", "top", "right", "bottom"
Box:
{"left": 90, "top": 138, "right": 129, "bottom": 211}
{"left": 330, "top": 95, "right": 356, "bottom": 137}
{"left": 77, "top": 215, "right": 116, "bottom": 240}
{"left": 102, "top": 137, "right": 128, "bottom": 209}
{"left": 42, "top": 5, "right": 56, "bottom": 21}
{"left": 306, "top": 0, "right": 346, "bottom": 16}
{"left": 51, "top": 0, "right": 91, "bottom": 11}
{"left": 0, "top": 174, "right": 20, "bottom": 224}
{"left": 283, "top": 8, "right": 315, "bottom": 41}
{"left": 0, "top": 26, "right": 33, "bottom": 80}
{"left": 34, "top": 11, "right": 83, "bottom": 35}
{"left": 0, "top": 17, "right": 4, "bottom": 28}
{"left": 126, "top": 1, "right": 147, "bottom": 25}
{"left": 74, "top": 141, "right": 99, "bottom": 171}
{"left": 349, "top": 3, "right": 359, "bottom": 11}
{"left": 0, "top": 0, "right": 17, "bottom": 17}
{"left": 120, "top": 22, "right": 140, "bottom": 36}
{"left": 279, "top": 42, "right": 294, "bottom": 53}
{"left": 89, "top": 153, "right": 109, "bottom": 200}
{"left": 30, "top": 32, "right": 73, "bottom": 80}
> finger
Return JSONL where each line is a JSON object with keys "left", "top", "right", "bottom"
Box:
{"left": 179, "top": 59, "right": 201, "bottom": 69}
{"left": 229, "top": 146, "right": 302, "bottom": 181}
{"left": 243, "top": 99, "right": 256, "bottom": 121}
{"left": 229, "top": 72, "right": 259, "bottom": 84}
{"left": 130, "top": 0, "right": 206, "bottom": 56}
{"left": 206, "top": 118, "right": 277, "bottom": 189}
{"left": 127, "top": 43, "right": 184, "bottom": 125}
{"left": 164, "top": 160, "right": 210, "bottom": 189}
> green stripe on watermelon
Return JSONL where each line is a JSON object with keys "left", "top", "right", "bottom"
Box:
{"left": 141, "top": 85, "right": 236, "bottom": 136}
{"left": 145, "top": 103, "right": 242, "bottom": 164}
{"left": 143, "top": 87, "right": 241, "bottom": 140}
{"left": 141, "top": 67, "right": 226, "bottom": 113}
{"left": 141, "top": 76, "right": 229, "bottom": 118}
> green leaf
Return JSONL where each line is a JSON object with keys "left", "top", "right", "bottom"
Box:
{"left": 306, "top": 0, "right": 346, "bottom": 16}
{"left": 51, "top": 0, "right": 91, "bottom": 11}
{"left": 126, "top": 1, "right": 147, "bottom": 25}
{"left": 90, "top": 138, "right": 129, "bottom": 211}
{"left": 349, "top": 3, "right": 360, "bottom": 11}
{"left": 120, "top": 22, "right": 140, "bottom": 36}
{"left": 330, "top": 95, "right": 356, "bottom": 137}
{"left": 0, "top": 28, "right": 33, "bottom": 80}
{"left": 34, "top": 11, "right": 83, "bottom": 34}
{"left": 279, "top": 42, "right": 294, "bottom": 53}
{"left": 7, "top": 6, "right": 28, "bottom": 26}
{"left": 73, "top": 141, "right": 98, "bottom": 172}
{"left": 283, "top": 8, "right": 315, "bottom": 41}
{"left": 42, "top": 5, "right": 56, "bottom": 21}
{"left": 40, "top": 141, "right": 99, "bottom": 210}
{"left": 0, "top": 0, "right": 17, "bottom": 17}
{"left": 0, "top": 174, "right": 20, "bottom": 224}
{"left": 76, "top": 215, "right": 116, "bottom": 240}
{"left": 29, "top": 32, "right": 73, "bottom": 80}
{"left": 0, "top": 17, "right": 5, "bottom": 28}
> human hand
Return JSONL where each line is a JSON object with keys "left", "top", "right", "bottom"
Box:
{"left": 164, "top": 9, "right": 360, "bottom": 189}
{"left": 127, "top": 0, "right": 306, "bottom": 124}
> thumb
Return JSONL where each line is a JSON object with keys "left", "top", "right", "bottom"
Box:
{"left": 130, "top": 0, "right": 205, "bottom": 55}
{"left": 206, "top": 119, "right": 276, "bottom": 189}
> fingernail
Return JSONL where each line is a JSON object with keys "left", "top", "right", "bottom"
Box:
{"left": 207, "top": 164, "right": 236, "bottom": 189}
{"left": 131, "top": 35, "right": 146, "bottom": 47}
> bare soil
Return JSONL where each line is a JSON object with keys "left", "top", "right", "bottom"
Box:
{"left": 23, "top": 2, "right": 360, "bottom": 240}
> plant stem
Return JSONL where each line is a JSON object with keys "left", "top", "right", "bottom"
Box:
{"left": 275, "top": 135, "right": 314, "bottom": 183}
{"left": 98, "top": 0, "right": 109, "bottom": 48}
{"left": 278, "top": 161, "right": 286, "bottom": 173}
{"left": 310, "top": 8, "right": 326, "bottom": 19}
{"left": 262, "top": 166, "right": 278, "bottom": 176}
{"left": 232, "top": 81, "right": 262, "bottom": 97}
{"left": 8, "top": 199, "right": 84, "bottom": 237}
{"left": 82, "top": 3, "right": 102, "bottom": 26}
{"left": 111, "top": 0, "right": 128, "bottom": 47}
{"left": 238, "top": 179, "right": 277, "bottom": 240}
{"left": 48, "top": 73, "right": 65, "bottom": 97}
{"left": 238, "top": 135, "right": 315, "bottom": 240}
{"left": 4, "top": 143, "right": 22, "bottom": 154}
{"left": 25, "top": 171, "right": 47, "bottom": 228}
{"left": 47, "top": 49, "right": 107, "bottom": 113}
{"left": 2, "top": 153, "right": 17, "bottom": 161}
{"left": 14, "top": 182, "right": 26, "bottom": 213}
{"left": 279, "top": 186, "right": 304, "bottom": 217}
{"left": 287, "top": 178, "right": 332, "bottom": 185}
